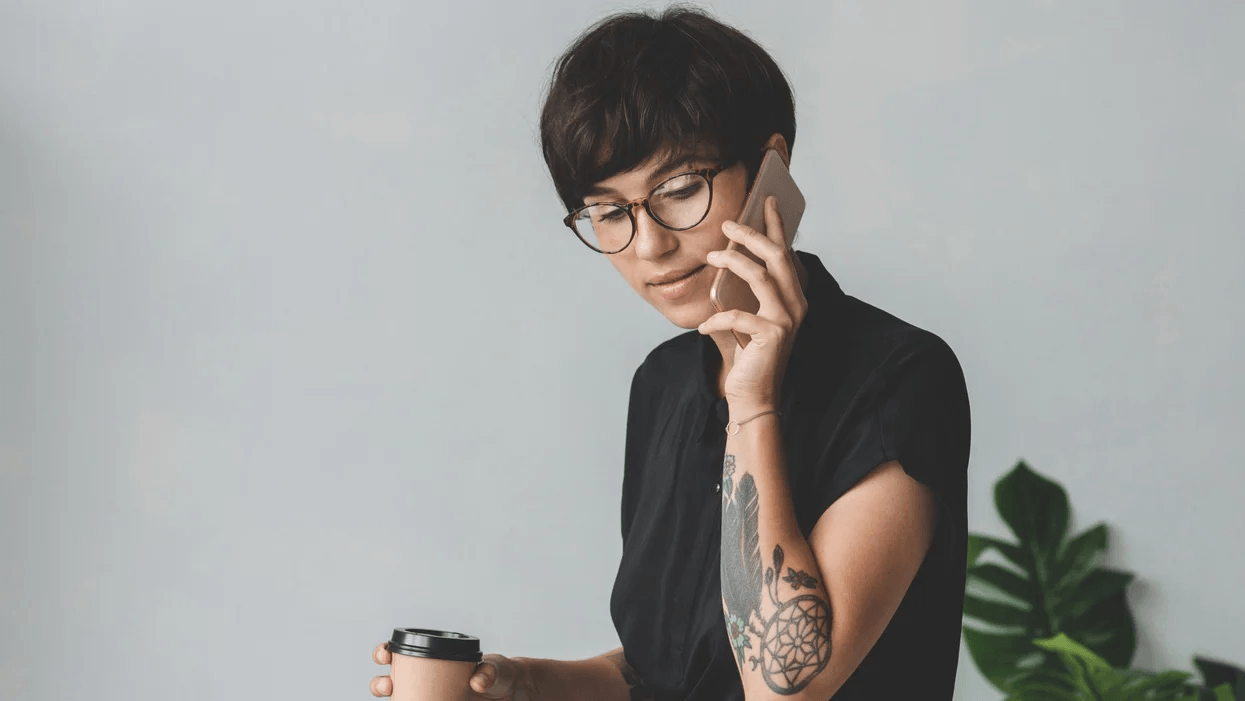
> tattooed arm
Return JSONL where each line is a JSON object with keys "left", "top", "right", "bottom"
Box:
{"left": 718, "top": 401, "right": 938, "bottom": 700}
{"left": 516, "top": 647, "right": 650, "bottom": 701}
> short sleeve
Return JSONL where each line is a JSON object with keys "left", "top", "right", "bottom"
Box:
{"left": 620, "top": 362, "right": 650, "bottom": 546}
{"left": 807, "top": 338, "right": 971, "bottom": 540}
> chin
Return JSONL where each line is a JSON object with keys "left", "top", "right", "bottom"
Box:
{"left": 661, "top": 299, "right": 713, "bottom": 329}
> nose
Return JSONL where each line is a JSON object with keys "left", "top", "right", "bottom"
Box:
{"left": 630, "top": 203, "right": 678, "bottom": 259}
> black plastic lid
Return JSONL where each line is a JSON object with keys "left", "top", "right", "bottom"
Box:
{"left": 386, "top": 628, "right": 482, "bottom": 663}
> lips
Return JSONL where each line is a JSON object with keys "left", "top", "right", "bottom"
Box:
{"left": 649, "top": 265, "right": 705, "bottom": 286}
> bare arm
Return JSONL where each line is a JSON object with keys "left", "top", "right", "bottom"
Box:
{"left": 720, "top": 399, "right": 938, "bottom": 701}
{"left": 515, "top": 646, "right": 650, "bottom": 701}
{"left": 719, "top": 406, "right": 836, "bottom": 698}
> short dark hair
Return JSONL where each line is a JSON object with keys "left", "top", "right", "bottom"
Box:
{"left": 539, "top": 4, "right": 797, "bottom": 213}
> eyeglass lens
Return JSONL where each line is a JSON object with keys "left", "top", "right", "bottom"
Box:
{"left": 572, "top": 172, "right": 712, "bottom": 253}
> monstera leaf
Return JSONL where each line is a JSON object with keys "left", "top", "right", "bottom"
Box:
{"left": 963, "top": 461, "right": 1137, "bottom": 694}
{"left": 998, "top": 633, "right": 1237, "bottom": 701}
{"left": 964, "top": 460, "right": 1245, "bottom": 701}
{"left": 1193, "top": 658, "right": 1245, "bottom": 701}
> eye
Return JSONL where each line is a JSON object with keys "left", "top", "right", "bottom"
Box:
{"left": 654, "top": 174, "right": 705, "bottom": 199}
{"left": 666, "top": 182, "right": 703, "bottom": 199}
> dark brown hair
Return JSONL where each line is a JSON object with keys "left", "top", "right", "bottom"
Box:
{"left": 539, "top": 4, "right": 797, "bottom": 213}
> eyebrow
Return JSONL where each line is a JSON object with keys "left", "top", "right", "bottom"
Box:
{"left": 584, "top": 153, "right": 713, "bottom": 199}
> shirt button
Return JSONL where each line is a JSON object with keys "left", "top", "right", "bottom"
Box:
{"left": 714, "top": 482, "right": 721, "bottom": 494}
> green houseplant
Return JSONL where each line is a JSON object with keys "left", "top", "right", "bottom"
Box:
{"left": 962, "top": 460, "right": 1243, "bottom": 700}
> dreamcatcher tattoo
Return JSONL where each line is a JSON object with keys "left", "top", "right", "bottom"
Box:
{"left": 720, "top": 454, "right": 832, "bottom": 695}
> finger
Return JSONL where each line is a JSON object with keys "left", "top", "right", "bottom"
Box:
{"left": 764, "top": 195, "right": 787, "bottom": 248}
{"left": 370, "top": 674, "right": 393, "bottom": 697}
{"left": 469, "top": 661, "right": 495, "bottom": 693}
{"left": 732, "top": 203, "right": 801, "bottom": 310}
{"left": 698, "top": 309, "right": 778, "bottom": 344}
{"left": 722, "top": 217, "right": 785, "bottom": 265}
{"left": 374, "top": 642, "right": 391, "bottom": 665}
{"left": 470, "top": 660, "right": 517, "bottom": 699}
{"left": 764, "top": 196, "right": 801, "bottom": 295}
{"left": 705, "top": 248, "right": 790, "bottom": 324}
{"left": 764, "top": 196, "right": 796, "bottom": 272}
{"left": 721, "top": 218, "right": 798, "bottom": 309}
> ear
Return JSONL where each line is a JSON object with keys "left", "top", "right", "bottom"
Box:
{"left": 761, "top": 133, "right": 791, "bottom": 168}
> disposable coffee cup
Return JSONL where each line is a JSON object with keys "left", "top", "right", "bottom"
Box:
{"left": 386, "top": 628, "right": 483, "bottom": 701}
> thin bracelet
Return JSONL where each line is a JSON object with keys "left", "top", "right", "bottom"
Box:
{"left": 725, "top": 409, "right": 782, "bottom": 435}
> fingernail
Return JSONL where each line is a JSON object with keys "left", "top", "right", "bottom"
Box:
{"left": 723, "top": 220, "right": 737, "bottom": 230}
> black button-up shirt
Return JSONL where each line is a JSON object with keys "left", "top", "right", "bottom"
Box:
{"left": 610, "top": 250, "right": 972, "bottom": 700}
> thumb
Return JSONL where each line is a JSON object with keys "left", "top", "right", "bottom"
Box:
{"left": 470, "top": 659, "right": 516, "bottom": 699}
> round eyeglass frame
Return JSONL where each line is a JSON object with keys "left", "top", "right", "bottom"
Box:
{"left": 563, "top": 166, "right": 726, "bottom": 254}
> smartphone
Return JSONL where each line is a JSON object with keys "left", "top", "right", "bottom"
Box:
{"left": 708, "top": 148, "right": 807, "bottom": 349}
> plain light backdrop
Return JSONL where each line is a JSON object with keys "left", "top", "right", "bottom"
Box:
{"left": 2, "top": 1, "right": 1243, "bottom": 699}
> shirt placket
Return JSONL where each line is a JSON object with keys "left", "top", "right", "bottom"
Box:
{"left": 670, "top": 427, "right": 727, "bottom": 657}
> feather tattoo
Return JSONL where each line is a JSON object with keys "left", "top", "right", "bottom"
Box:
{"left": 720, "top": 452, "right": 833, "bottom": 694}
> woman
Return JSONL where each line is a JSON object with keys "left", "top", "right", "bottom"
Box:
{"left": 371, "top": 6, "right": 970, "bottom": 700}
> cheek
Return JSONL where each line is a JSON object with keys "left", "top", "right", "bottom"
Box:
{"left": 609, "top": 259, "right": 648, "bottom": 295}
{"left": 697, "top": 223, "right": 732, "bottom": 253}
{"left": 700, "top": 203, "right": 741, "bottom": 244}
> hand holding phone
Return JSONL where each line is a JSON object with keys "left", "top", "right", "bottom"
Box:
{"left": 708, "top": 148, "right": 807, "bottom": 348}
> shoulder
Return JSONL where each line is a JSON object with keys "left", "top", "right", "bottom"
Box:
{"left": 836, "top": 301, "right": 972, "bottom": 462}
{"left": 819, "top": 294, "right": 966, "bottom": 398}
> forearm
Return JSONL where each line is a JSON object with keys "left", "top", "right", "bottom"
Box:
{"left": 515, "top": 647, "right": 648, "bottom": 701}
{"left": 719, "top": 400, "right": 834, "bottom": 699}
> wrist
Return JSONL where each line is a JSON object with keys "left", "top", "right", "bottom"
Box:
{"left": 725, "top": 398, "right": 778, "bottom": 418}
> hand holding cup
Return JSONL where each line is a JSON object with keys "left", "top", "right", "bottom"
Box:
{"left": 371, "top": 630, "right": 529, "bottom": 701}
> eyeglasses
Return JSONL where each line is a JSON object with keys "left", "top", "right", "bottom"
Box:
{"left": 563, "top": 166, "right": 725, "bottom": 254}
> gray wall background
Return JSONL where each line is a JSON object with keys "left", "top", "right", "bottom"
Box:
{"left": 2, "top": 1, "right": 1242, "bottom": 699}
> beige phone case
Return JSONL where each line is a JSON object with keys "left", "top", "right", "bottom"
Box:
{"left": 709, "top": 148, "right": 807, "bottom": 349}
